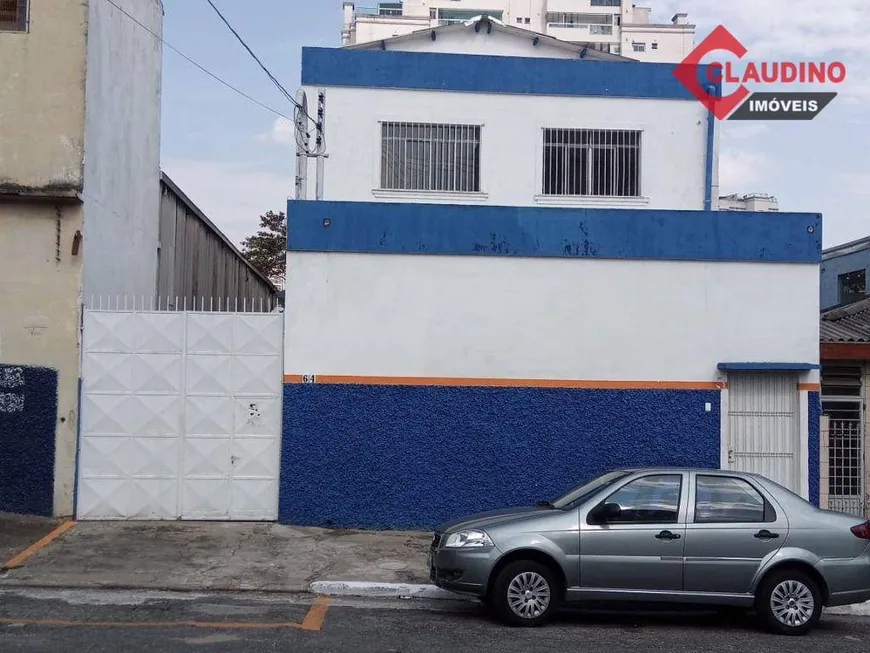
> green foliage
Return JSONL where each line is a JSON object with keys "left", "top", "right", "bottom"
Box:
{"left": 241, "top": 210, "right": 286, "bottom": 286}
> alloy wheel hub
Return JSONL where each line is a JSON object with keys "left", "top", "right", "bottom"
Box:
{"left": 770, "top": 580, "right": 814, "bottom": 628}
{"left": 507, "top": 572, "right": 551, "bottom": 620}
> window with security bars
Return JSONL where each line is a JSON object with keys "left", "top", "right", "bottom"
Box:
{"left": 0, "top": 0, "right": 28, "bottom": 31}
{"left": 380, "top": 122, "right": 481, "bottom": 193}
{"left": 542, "top": 128, "right": 641, "bottom": 197}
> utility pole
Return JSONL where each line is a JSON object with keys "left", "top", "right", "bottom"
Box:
{"left": 294, "top": 89, "right": 309, "bottom": 201}
{"left": 294, "top": 89, "right": 328, "bottom": 201}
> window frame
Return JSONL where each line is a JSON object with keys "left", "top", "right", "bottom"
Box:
{"left": 374, "top": 119, "right": 486, "bottom": 199}
{"left": 589, "top": 473, "right": 685, "bottom": 525}
{"left": 632, "top": 41, "right": 647, "bottom": 52}
{"left": 538, "top": 126, "right": 643, "bottom": 200}
{"left": 691, "top": 474, "right": 778, "bottom": 525}
{"left": 0, "top": 0, "right": 29, "bottom": 32}
{"left": 838, "top": 269, "right": 867, "bottom": 305}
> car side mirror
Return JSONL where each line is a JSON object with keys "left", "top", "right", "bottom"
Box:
{"left": 589, "top": 502, "right": 621, "bottom": 524}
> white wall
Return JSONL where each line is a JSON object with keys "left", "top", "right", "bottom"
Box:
{"left": 621, "top": 26, "right": 695, "bottom": 63}
{"left": 81, "top": 0, "right": 163, "bottom": 298}
{"left": 284, "top": 253, "right": 820, "bottom": 381}
{"left": 352, "top": 17, "right": 430, "bottom": 44}
{"left": 307, "top": 85, "right": 710, "bottom": 210}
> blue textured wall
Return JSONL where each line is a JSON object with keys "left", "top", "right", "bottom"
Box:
{"left": 279, "top": 384, "right": 721, "bottom": 530}
{"left": 809, "top": 391, "right": 821, "bottom": 508}
{"left": 287, "top": 200, "right": 823, "bottom": 264}
{"left": 301, "top": 47, "right": 718, "bottom": 100}
{"left": 0, "top": 365, "right": 57, "bottom": 516}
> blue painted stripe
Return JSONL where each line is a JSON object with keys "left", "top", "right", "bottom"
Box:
{"left": 73, "top": 376, "right": 83, "bottom": 518}
{"left": 717, "top": 363, "right": 821, "bottom": 371}
{"left": 704, "top": 86, "right": 716, "bottom": 211}
{"left": 808, "top": 391, "right": 821, "bottom": 507}
{"left": 301, "top": 47, "right": 719, "bottom": 100}
{"left": 287, "top": 200, "right": 823, "bottom": 264}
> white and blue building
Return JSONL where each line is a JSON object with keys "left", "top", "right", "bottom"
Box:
{"left": 281, "top": 18, "right": 823, "bottom": 530}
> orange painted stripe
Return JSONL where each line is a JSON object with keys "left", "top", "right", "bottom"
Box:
{"left": 2, "top": 520, "right": 75, "bottom": 570}
{"left": 284, "top": 374, "right": 725, "bottom": 390}
{"left": 799, "top": 383, "right": 821, "bottom": 392}
{"left": 300, "top": 595, "right": 331, "bottom": 631}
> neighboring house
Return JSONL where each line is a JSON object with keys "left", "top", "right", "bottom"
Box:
{"left": 0, "top": 0, "right": 164, "bottom": 517}
{"left": 0, "top": 0, "right": 277, "bottom": 518}
{"left": 821, "top": 236, "right": 870, "bottom": 311}
{"left": 341, "top": 0, "right": 695, "bottom": 62}
{"left": 820, "top": 299, "right": 870, "bottom": 518}
{"left": 280, "top": 18, "right": 822, "bottom": 530}
{"left": 718, "top": 193, "right": 779, "bottom": 213}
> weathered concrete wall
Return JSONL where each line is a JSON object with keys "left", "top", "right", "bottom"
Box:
{"left": 81, "top": 0, "right": 164, "bottom": 298}
{"left": 0, "top": 0, "right": 88, "bottom": 194}
{"left": 0, "top": 203, "right": 83, "bottom": 516}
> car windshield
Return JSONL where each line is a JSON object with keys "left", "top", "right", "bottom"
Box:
{"left": 550, "top": 471, "right": 631, "bottom": 510}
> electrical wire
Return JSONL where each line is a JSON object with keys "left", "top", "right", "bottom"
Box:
{"left": 205, "top": 0, "right": 305, "bottom": 116}
{"left": 204, "top": 0, "right": 323, "bottom": 154}
{"left": 100, "top": 0, "right": 292, "bottom": 121}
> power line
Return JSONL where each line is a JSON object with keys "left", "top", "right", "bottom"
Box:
{"left": 204, "top": 0, "right": 323, "bottom": 155}
{"left": 204, "top": 0, "right": 308, "bottom": 117}
{"left": 100, "top": 0, "right": 292, "bottom": 121}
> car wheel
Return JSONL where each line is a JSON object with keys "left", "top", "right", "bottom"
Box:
{"left": 491, "top": 561, "right": 559, "bottom": 627}
{"left": 755, "top": 569, "right": 822, "bottom": 636}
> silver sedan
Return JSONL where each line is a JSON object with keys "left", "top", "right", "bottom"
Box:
{"left": 429, "top": 468, "right": 870, "bottom": 635}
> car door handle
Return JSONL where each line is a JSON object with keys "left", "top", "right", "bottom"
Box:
{"left": 754, "top": 530, "right": 780, "bottom": 540}
{"left": 655, "top": 530, "right": 681, "bottom": 541}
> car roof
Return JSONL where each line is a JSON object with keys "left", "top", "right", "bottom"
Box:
{"left": 620, "top": 468, "right": 758, "bottom": 477}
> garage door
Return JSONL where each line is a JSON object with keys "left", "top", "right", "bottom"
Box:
{"left": 76, "top": 308, "right": 283, "bottom": 520}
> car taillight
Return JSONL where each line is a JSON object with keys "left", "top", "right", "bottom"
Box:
{"left": 851, "top": 522, "right": 870, "bottom": 539}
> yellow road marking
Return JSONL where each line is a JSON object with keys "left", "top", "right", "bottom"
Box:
{"left": 0, "top": 596, "right": 331, "bottom": 632}
{"left": 2, "top": 520, "right": 76, "bottom": 570}
{"left": 300, "top": 595, "right": 331, "bottom": 631}
{"left": 0, "top": 617, "right": 304, "bottom": 630}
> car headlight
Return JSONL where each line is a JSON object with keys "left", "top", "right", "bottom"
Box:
{"left": 444, "top": 530, "right": 493, "bottom": 549}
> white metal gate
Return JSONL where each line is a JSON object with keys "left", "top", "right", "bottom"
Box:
{"left": 77, "top": 307, "right": 283, "bottom": 520}
{"left": 725, "top": 372, "right": 801, "bottom": 492}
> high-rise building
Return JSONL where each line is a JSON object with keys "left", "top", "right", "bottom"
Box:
{"left": 341, "top": 0, "right": 695, "bottom": 63}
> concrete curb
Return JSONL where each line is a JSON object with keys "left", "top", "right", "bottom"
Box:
{"left": 827, "top": 603, "right": 870, "bottom": 617}
{"left": 308, "top": 581, "right": 476, "bottom": 602}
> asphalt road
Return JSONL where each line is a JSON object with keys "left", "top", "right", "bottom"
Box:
{"left": 1, "top": 588, "right": 868, "bottom": 652}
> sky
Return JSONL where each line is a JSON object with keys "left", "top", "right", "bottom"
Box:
{"left": 160, "top": 0, "right": 869, "bottom": 249}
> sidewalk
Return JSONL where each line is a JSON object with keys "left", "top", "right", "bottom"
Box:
{"left": 1, "top": 517, "right": 867, "bottom": 615}
{"left": 0, "top": 519, "right": 431, "bottom": 594}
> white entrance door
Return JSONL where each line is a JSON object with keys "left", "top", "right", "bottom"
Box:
{"left": 77, "top": 309, "right": 283, "bottom": 521}
{"left": 725, "top": 372, "right": 801, "bottom": 493}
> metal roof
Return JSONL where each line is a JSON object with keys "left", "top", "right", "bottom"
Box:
{"left": 822, "top": 234, "right": 870, "bottom": 261}
{"left": 346, "top": 15, "right": 632, "bottom": 62}
{"left": 820, "top": 297, "right": 870, "bottom": 343}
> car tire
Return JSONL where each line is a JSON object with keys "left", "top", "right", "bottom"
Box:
{"left": 491, "top": 560, "right": 559, "bottom": 627}
{"left": 755, "top": 568, "right": 823, "bottom": 636}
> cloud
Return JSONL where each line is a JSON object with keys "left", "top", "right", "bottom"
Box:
{"left": 652, "top": 0, "right": 870, "bottom": 104}
{"left": 257, "top": 117, "right": 296, "bottom": 146}
{"left": 161, "top": 158, "right": 292, "bottom": 246}
{"left": 721, "top": 123, "right": 770, "bottom": 141}
{"left": 718, "top": 151, "right": 769, "bottom": 193}
{"left": 842, "top": 173, "right": 870, "bottom": 199}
